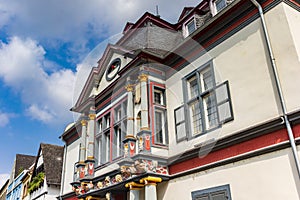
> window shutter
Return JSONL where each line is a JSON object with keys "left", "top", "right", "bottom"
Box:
{"left": 174, "top": 106, "right": 187, "bottom": 142}
{"left": 195, "top": 195, "right": 209, "bottom": 200}
{"left": 215, "top": 81, "right": 233, "bottom": 123}
{"left": 210, "top": 190, "right": 228, "bottom": 200}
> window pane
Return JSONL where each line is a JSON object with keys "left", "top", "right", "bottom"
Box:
{"left": 98, "top": 119, "right": 102, "bottom": 133}
{"left": 203, "top": 93, "right": 218, "bottom": 129}
{"left": 216, "top": 0, "right": 227, "bottom": 12}
{"left": 154, "top": 92, "right": 162, "bottom": 104}
{"left": 218, "top": 101, "right": 231, "bottom": 123}
{"left": 176, "top": 123, "right": 186, "bottom": 140}
{"left": 115, "top": 107, "right": 121, "bottom": 122}
{"left": 155, "top": 111, "right": 164, "bottom": 144}
{"left": 175, "top": 106, "right": 185, "bottom": 123}
{"left": 187, "top": 20, "right": 196, "bottom": 34}
{"left": 188, "top": 75, "right": 198, "bottom": 100}
{"left": 102, "top": 132, "right": 110, "bottom": 163}
{"left": 189, "top": 100, "right": 202, "bottom": 135}
{"left": 215, "top": 83, "right": 228, "bottom": 103}
{"left": 200, "top": 67, "right": 213, "bottom": 91}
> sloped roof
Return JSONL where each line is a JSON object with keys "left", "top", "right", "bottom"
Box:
{"left": 14, "top": 154, "right": 36, "bottom": 178}
{"left": 39, "top": 143, "right": 64, "bottom": 185}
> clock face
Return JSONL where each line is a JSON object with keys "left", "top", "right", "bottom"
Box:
{"left": 106, "top": 58, "right": 121, "bottom": 81}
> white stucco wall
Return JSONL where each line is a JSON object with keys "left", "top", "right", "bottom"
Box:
{"left": 166, "top": 2, "right": 300, "bottom": 157}
{"left": 268, "top": 3, "right": 300, "bottom": 113}
{"left": 61, "top": 140, "right": 80, "bottom": 194}
{"left": 158, "top": 148, "right": 300, "bottom": 200}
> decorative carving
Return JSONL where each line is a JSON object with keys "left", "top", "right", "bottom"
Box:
{"left": 129, "top": 142, "right": 135, "bottom": 156}
{"left": 97, "top": 181, "right": 103, "bottom": 189}
{"left": 124, "top": 143, "right": 128, "bottom": 157}
{"left": 145, "top": 135, "right": 151, "bottom": 151}
{"left": 104, "top": 176, "right": 111, "bottom": 187}
{"left": 81, "top": 120, "right": 87, "bottom": 126}
{"left": 115, "top": 174, "right": 123, "bottom": 182}
{"left": 138, "top": 73, "right": 148, "bottom": 82}
{"left": 88, "top": 113, "right": 96, "bottom": 120}
{"left": 125, "top": 84, "right": 134, "bottom": 92}
{"left": 88, "top": 162, "right": 94, "bottom": 176}
{"left": 105, "top": 192, "right": 111, "bottom": 200}
{"left": 138, "top": 136, "right": 144, "bottom": 152}
{"left": 79, "top": 165, "right": 86, "bottom": 179}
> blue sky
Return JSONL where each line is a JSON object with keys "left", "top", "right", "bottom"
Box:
{"left": 0, "top": 0, "right": 199, "bottom": 187}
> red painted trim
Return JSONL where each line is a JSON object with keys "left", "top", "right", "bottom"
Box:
{"left": 96, "top": 97, "right": 127, "bottom": 163}
{"left": 64, "top": 196, "right": 78, "bottom": 200}
{"left": 96, "top": 87, "right": 125, "bottom": 112}
{"left": 169, "top": 124, "right": 300, "bottom": 175}
{"left": 97, "top": 97, "right": 127, "bottom": 120}
{"left": 169, "top": 0, "right": 274, "bottom": 72}
{"left": 149, "top": 82, "right": 166, "bottom": 145}
{"left": 150, "top": 82, "right": 155, "bottom": 144}
{"left": 290, "top": 0, "right": 300, "bottom": 7}
{"left": 110, "top": 111, "right": 114, "bottom": 162}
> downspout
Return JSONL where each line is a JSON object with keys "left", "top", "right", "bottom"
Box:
{"left": 249, "top": 0, "right": 300, "bottom": 178}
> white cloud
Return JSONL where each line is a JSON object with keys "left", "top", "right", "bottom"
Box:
{"left": 0, "top": 37, "right": 76, "bottom": 125}
{"left": 0, "top": 0, "right": 201, "bottom": 125}
{"left": 0, "top": 113, "right": 10, "bottom": 127}
{"left": 0, "top": 173, "right": 9, "bottom": 188}
{"left": 0, "top": 0, "right": 199, "bottom": 56}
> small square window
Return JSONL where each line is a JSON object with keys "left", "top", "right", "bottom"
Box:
{"left": 154, "top": 88, "right": 165, "bottom": 105}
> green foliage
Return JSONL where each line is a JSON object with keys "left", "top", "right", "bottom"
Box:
{"left": 28, "top": 172, "right": 45, "bottom": 194}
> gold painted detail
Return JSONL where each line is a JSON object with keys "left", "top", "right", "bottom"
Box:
{"left": 86, "top": 196, "right": 100, "bottom": 200}
{"left": 87, "top": 156, "right": 94, "bottom": 160}
{"left": 140, "top": 176, "right": 162, "bottom": 185}
{"left": 127, "top": 117, "right": 134, "bottom": 120}
{"left": 141, "top": 127, "right": 150, "bottom": 131}
{"left": 125, "top": 84, "right": 134, "bottom": 92}
{"left": 125, "top": 182, "right": 144, "bottom": 190}
{"left": 125, "top": 134, "right": 135, "bottom": 139}
{"left": 138, "top": 73, "right": 148, "bottom": 82}
{"left": 88, "top": 113, "right": 96, "bottom": 120}
{"left": 81, "top": 120, "right": 87, "bottom": 126}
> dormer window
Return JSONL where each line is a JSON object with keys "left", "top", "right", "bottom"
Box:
{"left": 187, "top": 19, "right": 196, "bottom": 36}
{"left": 215, "top": 0, "right": 227, "bottom": 12}
{"left": 183, "top": 17, "right": 197, "bottom": 37}
{"left": 183, "top": 13, "right": 211, "bottom": 38}
{"left": 212, "top": 0, "right": 234, "bottom": 15}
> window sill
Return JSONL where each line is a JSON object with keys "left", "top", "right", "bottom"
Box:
{"left": 152, "top": 143, "right": 169, "bottom": 149}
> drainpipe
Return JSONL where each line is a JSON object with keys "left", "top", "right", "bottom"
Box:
{"left": 249, "top": 0, "right": 300, "bottom": 178}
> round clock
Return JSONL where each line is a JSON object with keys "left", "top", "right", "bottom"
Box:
{"left": 106, "top": 58, "right": 121, "bottom": 81}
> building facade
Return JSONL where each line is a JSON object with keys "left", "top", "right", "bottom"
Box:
{"left": 0, "top": 180, "right": 9, "bottom": 200}
{"left": 27, "top": 144, "right": 64, "bottom": 200}
{"left": 59, "top": 0, "right": 300, "bottom": 199}
{"left": 6, "top": 155, "right": 35, "bottom": 200}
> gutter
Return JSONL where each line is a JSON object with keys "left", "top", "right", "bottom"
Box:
{"left": 249, "top": 0, "right": 300, "bottom": 179}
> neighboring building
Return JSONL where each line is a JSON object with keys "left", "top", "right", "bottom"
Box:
{"left": 20, "top": 164, "right": 34, "bottom": 200}
{"left": 6, "top": 154, "right": 35, "bottom": 200}
{"left": 59, "top": 0, "right": 300, "bottom": 200}
{"left": 0, "top": 180, "right": 9, "bottom": 200}
{"left": 28, "top": 144, "right": 64, "bottom": 200}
